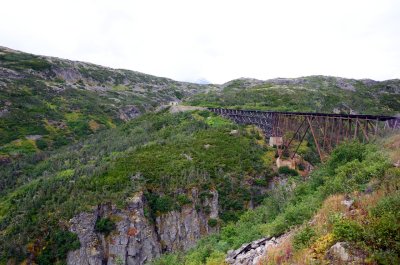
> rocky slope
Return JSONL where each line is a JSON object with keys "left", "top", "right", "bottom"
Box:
{"left": 67, "top": 189, "right": 218, "bottom": 265}
{"left": 0, "top": 46, "right": 218, "bottom": 158}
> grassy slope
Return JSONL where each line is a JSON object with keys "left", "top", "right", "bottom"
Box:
{"left": 153, "top": 136, "right": 399, "bottom": 265}
{"left": 0, "top": 47, "right": 214, "bottom": 157}
{"left": 0, "top": 110, "right": 271, "bottom": 264}
{"left": 262, "top": 134, "right": 400, "bottom": 265}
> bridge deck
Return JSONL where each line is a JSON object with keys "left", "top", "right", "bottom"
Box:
{"left": 208, "top": 108, "right": 398, "bottom": 121}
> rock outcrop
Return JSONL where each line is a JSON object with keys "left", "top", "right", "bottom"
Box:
{"left": 225, "top": 232, "right": 292, "bottom": 265}
{"left": 67, "top": 189, "right": 219, "bottom": 265}
{"left": 156, "top": 189, "right": 218, "bottom": 252}
{"left": 326, "top": 242, "right": 365, "bottom": 264}
{"left": 67, "top": 193, "right": 161, "bottom": 265}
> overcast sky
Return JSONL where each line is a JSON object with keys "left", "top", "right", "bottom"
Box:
{"left": 1, "top": 0, "right": 399, "bottom": 84}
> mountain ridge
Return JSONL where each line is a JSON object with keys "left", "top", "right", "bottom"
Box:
{"left": 1, "top": 46, "right": 399, "bottom": 161}
{"left": 3, "top": 45, "right": 400, "bottom": 85}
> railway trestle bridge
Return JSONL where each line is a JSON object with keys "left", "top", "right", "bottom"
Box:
{"left": 209, "top": 108, "right": 400, "bottom": 162}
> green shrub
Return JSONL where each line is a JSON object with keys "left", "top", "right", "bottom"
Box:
{"left": 372, "top": 249, "right": 400, "bottom": 265}
{"left": 36, "top": 138, "right": 48, "bottom": 150}
{"left": 152, "top": 253, "right": 183, "bottom": 265}
{"left": 293, "top": 226, "right": 316, "bottom": 250}
{"left": 154, "top": 195, "right": 176, "bottom": 214}
{"left": 367, "top": 213, "right": 400, "bottom": 251}
{"left": 205, "top": 116, "right": 232, "bottom": 127}
{"left": 254, "top": 178, "right": 267, "bottom": 186}
{"left": 370, "top": 191, "right": 400, "bottom": 218}
{"left": 36, "top": 230, "right": 80, "bottom": 265}
{"left": 177, "top": 194, "right": 192, "bottom": 206}
{"left": 208, "top": 218, "right": 218, "bottom": 228}
{"left": 327, "top": 141, "right": 366, "bottom": 174}
{"left": 267, "top": 196, "right": 320, "bottom": 236}
{"left": 332, "top": 219, "right": 364, "bottom": 242}
{"left": 278, "top": 166, "right": 298, "bottom": 176}
{"left": 95, "top": 217, "right": 116, "bottom": 236}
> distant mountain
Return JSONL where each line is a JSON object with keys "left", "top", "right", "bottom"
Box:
{"left": 194, "top": 78, "right": 212, "bottom": 84}
{"left": 187, "top": 76, "right": 400, "bottom": 115}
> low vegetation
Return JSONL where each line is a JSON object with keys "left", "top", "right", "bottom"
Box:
{"left": 153, "top": 139, "right": 397, "bottom": 264}
{"left": 95, "top": 217, "right": 116, "bottom": 236}
{"left": 0, "top": 110, "right": 271, "bottom": 264}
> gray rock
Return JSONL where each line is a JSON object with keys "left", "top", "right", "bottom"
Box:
{"left": 225, "top": 236, "right": 272, "bottom": 265}
{"left": 329, "top": 242, "right": 350, "bottom": 262}
{"left": 67, "top": 193, "right": 161, "bottom": 265}
{"left": 67, "top": 211, "right": 105, "bottom": 265}
{"left": 68, "top": 189, "right": 219, "bottom": 265}
{"left": 156, "top": 188, "right": 219, "bottom": 252}
{"left": 119, "top": 106, "right": 140, "bottom": 121}
{"left": 341, "top": 198, "right": 354, "bottom": 210}
{"left": 25, "top": 135, "right": 43, "bottom": 141}
{"left": 225, "top": 233, "right": 294, "bottom": 265}
{"left": 326, "top": 242, "right": 364, "bottom": 264}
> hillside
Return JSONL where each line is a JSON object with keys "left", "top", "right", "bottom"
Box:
{"left": 0, "top": 46, "right": 217, "bottom": 159}
{"left": 0, "top": 47, "right": 399, "bottom": 265}
{"left": 0, "top": 110, "right": 273, "bottom": 264}
{"left": 187, "top": 76, "right": 400, "bottom": 115}
{"left": 154, "top": 134, "right": 400, "bottom": 265}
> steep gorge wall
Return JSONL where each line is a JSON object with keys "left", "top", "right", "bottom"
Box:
{"left": 67, "top": 189, "right": 219, "bottom": 265}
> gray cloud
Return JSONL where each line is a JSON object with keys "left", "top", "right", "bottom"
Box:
{"left": 0, "top": 0, "right": 399, "bottom": 83}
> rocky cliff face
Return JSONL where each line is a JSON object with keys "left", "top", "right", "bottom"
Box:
{"left": 156, "top": 189, "right": 219, "bottom": 253}
{"left": 67, "top": 189, "right": 219, "bottom": 265}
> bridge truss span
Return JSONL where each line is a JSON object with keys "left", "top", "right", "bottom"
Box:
{"left": 209, "top": 108, "right": 400, "bottom": 161}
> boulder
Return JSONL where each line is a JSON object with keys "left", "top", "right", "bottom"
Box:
{"left": 326, "top": 242, "right": 364, "bottom": 264}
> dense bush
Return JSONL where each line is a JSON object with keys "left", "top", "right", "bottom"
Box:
{"left": 332, "top": 219, "right": 364, "bottom": 242}
{"left": 278, "top": 166, "right": 298, "bottom": 176}
{"left": 177, "top": 194, "right": 192, "bottom": 206}
{"left": 36, "top": 230, "right": 80, "bottom": 265}
{"left": 208, "top": 218, "right": 218, "bottom": 228}
{"left": 293, "top": 226, "right": 316, "bottom": 250}
{"left": 326, "top": 141, "right": 366, "bottom": 174}
{"left": 370, "top": 191, "right": 400, "bottom": 218}
{"left": 154, "top": 195, "right": 176, "bottom": 214}
{"left": 95, "top": 217, "right": 116, "bottom": 236}
{"left": 367, "top": 213, "right": 400, "bottom": 251}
